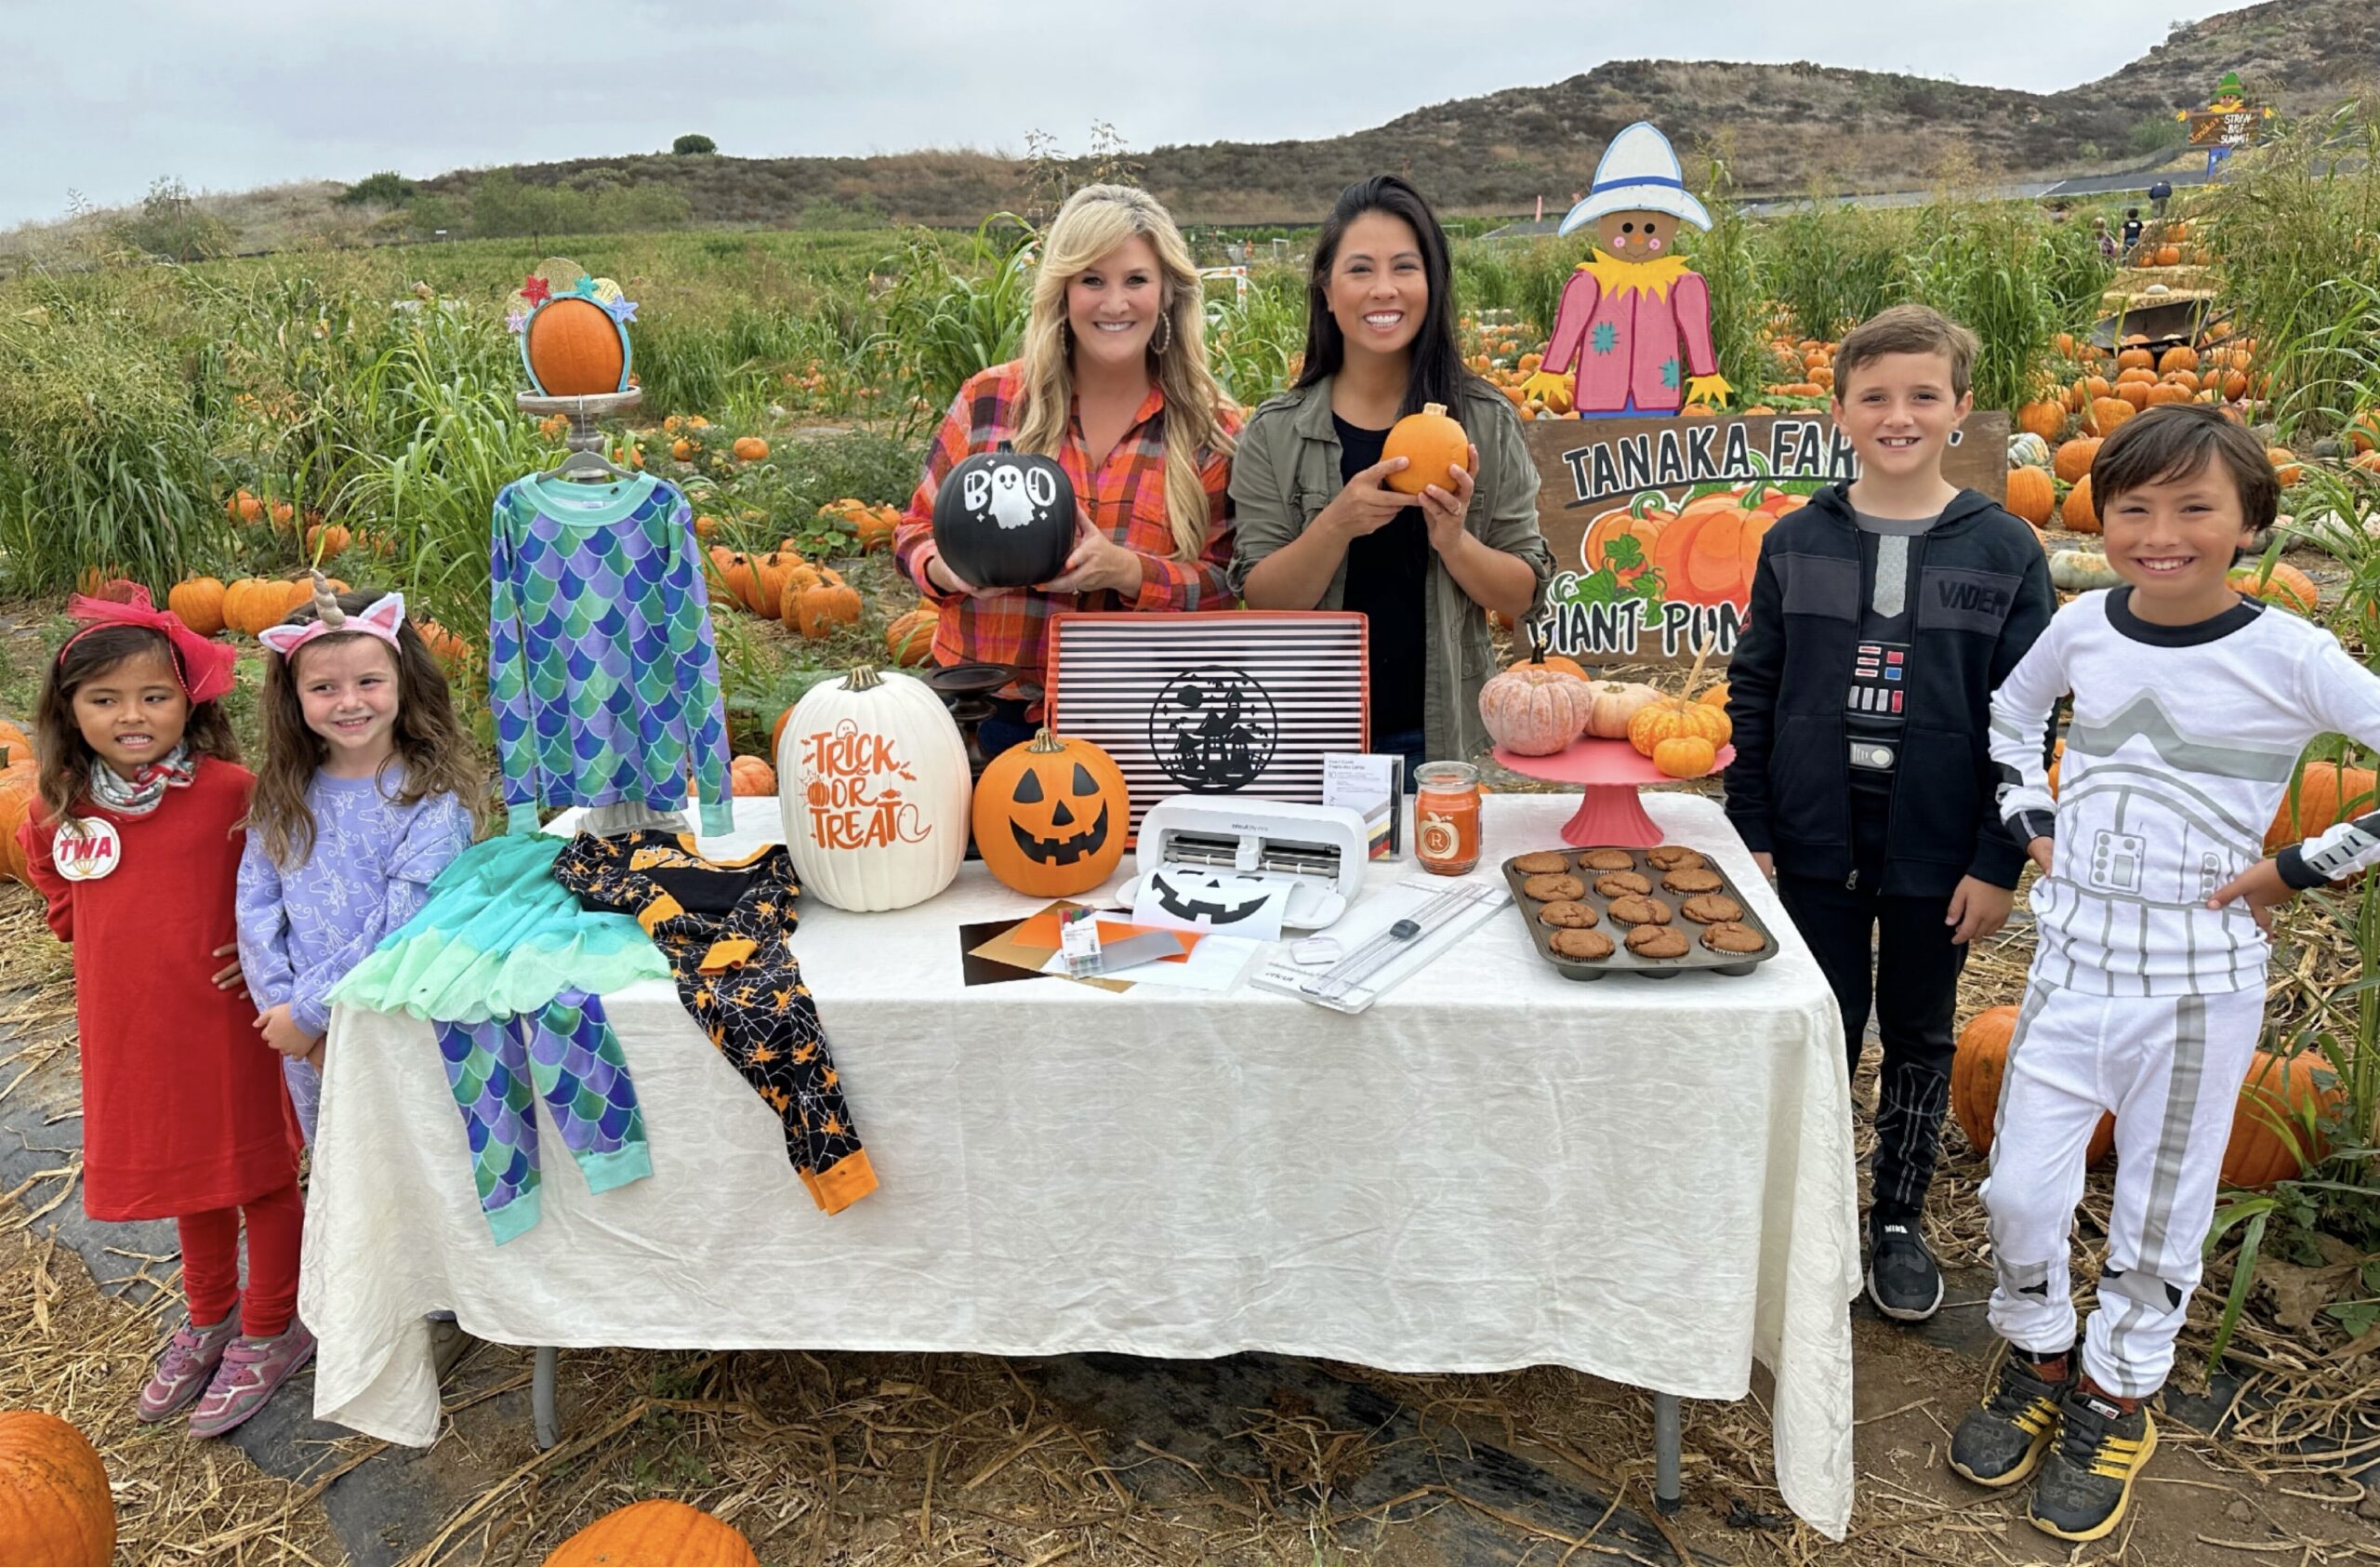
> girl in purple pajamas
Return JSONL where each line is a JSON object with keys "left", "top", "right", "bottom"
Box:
{"left": 237, "top": 578, "right": 483, "bottom": 1142}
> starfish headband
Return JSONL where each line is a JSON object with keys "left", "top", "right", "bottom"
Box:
{"left": 60, "top": 586, "right": 239, "bottom": 704}
{"left": 258, "top": 573, "right": 408, "bottom": 660}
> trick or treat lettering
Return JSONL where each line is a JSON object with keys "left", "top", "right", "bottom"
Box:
{"left": 800, "top": 718, "right": 931, "bottom": 850}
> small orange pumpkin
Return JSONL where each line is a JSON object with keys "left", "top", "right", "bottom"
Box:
{"left": 1381, "top": 403, "right": 1473, "bottom": 497}
{"left": 2016, "top": 400, "right": 2066, "bottom": 443}
{"left": 415, "top": 620, "right": 472, "bottom": 676}
{"left": 542, "top": 1498, "right": 761, "bottom": 1567}
{"left": 730, "top": 754, "right": 777, "bottom": 796}
{"left": 0, "top": 750, "right": 38, "bottom": 885}
{"left": 788, "top": 568, "right": 862, "bottom": 640}
{"left": 2053, "top": 437, "right": 2102, "bottom": 485}
{"left": 524, "top": 297, "right": 627, "bottom": 397}
{"left": 2003, "top": 466, "right": 2055, "bottom": 528}
{"left": 2221, "top": 1050, "right": 2340, "bottom": 1189}
{"left": 2264, "top": 760, "right": 2377, "bottom": 854}
{"left": 1651, "top": 735, "right": 1717, "bottom": 778}
{"left": 2062, "top": 476, "right": 2098, "bottom": 534}
{"left": 884, "top": 607, "right": 936, "bottom": 667}
{"left": 1627, "top": 697, "right": 1730, "bottom": 759}
{"left": 0, "top": 1409, "right": 115, "bottom": 1567}
{"left": 1951, "top": 1007, "right": 2113, "bottom": 1163}
{"left": 1697, "top": 681, "right": 1730, "bottom": 709}
{"left": 2266, "top": 446, "right": 2301, "bottom": 486}
{"left": 732, "top": 436, "right": 771, "bottom": 462}
{"left": 167, "top": 577, "right": 228, "bottom": 638}
{"left": 2228, "top": 561, "right": 2318, "bottom": 615}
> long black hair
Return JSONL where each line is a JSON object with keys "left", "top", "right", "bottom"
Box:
{"left": 1294, "top": 175, "right": 1474, "bottom": 418}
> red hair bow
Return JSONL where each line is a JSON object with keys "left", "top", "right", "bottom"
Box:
{"left": 62, "top": 587, "right": 238, "bottom": 704}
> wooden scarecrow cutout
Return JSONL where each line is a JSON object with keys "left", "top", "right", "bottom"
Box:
{"left": 1522, "top": 122, "right": 1730, "bottom": 419}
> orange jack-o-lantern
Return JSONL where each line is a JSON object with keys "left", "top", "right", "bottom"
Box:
{"left": 972, "top": 728, "right": 1130, "bottom": 896}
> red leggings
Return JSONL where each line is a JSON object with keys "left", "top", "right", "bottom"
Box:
{"left": 177, "top": 1181, "right": 303, "bottom": 1337}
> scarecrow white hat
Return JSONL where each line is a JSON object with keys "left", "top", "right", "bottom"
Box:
{"left": 1558, "top": 122, "right": 1712, "bottom": 235}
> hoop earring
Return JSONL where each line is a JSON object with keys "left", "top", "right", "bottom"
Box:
{"left": 1152, "top": 312, "right": 1173, "bottom": 356}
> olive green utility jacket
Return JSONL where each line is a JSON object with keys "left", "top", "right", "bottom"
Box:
{"left": 1226, "top": 376, "right": 1554, "bottom": 763}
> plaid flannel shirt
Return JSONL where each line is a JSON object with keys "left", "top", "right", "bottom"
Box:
{"left": 893, "top": 362, "right": 1237, "bottom": 702}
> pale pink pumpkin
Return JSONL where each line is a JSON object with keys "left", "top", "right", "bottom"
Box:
{"left": 1478, "top": 666, "right": 1594, "bottom": 756}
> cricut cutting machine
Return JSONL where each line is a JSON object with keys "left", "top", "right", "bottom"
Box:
{"left": 1114, "top": 797, "right": 1369, "bottom": 932}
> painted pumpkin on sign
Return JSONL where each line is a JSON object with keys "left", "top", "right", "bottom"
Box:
{"left": 972, "top": 728, "right": 1130, "bottom": 896}
{"left": 775, "top": 665, "right": 970, "bottom": 911}
{"left": 932, "top": 443, "right": 1075, "bottom": 588}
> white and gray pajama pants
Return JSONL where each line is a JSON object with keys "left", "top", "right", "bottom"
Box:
{"left": 1980, "top": 978, "right": 2266, "bottom": 1399}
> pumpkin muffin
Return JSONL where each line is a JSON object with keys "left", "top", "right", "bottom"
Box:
{"left": 1577, "top": 849, "right": 1636, "bottom": 871}
{"left": 1662, "top": 868, "right": 1726, "bottom": 895}
{"left": 1537, "top": 900, "right": 1598, "bottom": 929}
{"left": 1644, "top": 845, "right": 1707, "bottom": 871}
{"left": 1551, "top": 927, "right": 1616, "bottom": 960}
{"left": 1679, "top": 893, "right": 1745, "bottom": 924}
{"left": 1626, "top": 924, "right": 1690, "bottom": 959}
{"left": 1700, "top": 921, "right": 1767, "bottom": 954}
{"left": 1593, "top": 870, "right": 1653, "bottom": 898}
{"left": 1521, "top": 872, "right": 1587, "bottom": 903}
{"left": 1604, "top": 894, "right": 1671, "bottom": 926}
{"left": 1512, "top": 851, "right": 1572, "bottom": 875}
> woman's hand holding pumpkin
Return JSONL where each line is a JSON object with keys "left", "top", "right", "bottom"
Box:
{"left": 1316, "top": 459, "right": 1413, "bottom": 543}
{"left": 922, "top": 549, "right": 1007, "bottom": 601}
{"left": 1038, "top": 510, "right": 1143, "bottom": 596}
{"left": 1418, "top": 445, "right": 1478, "bottom": 552}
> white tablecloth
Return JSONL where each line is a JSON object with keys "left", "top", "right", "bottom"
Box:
{"left": 301, "top": 791, "right": 1859, "bottom": 1536}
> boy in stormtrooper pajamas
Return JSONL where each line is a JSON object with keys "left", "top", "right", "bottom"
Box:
{"left": 1962, "top": 404, "right": 2380, "bottom": 1541}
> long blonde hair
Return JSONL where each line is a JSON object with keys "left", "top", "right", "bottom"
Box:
{"left": 1013, "top": 184, "right": 1236, "bottom": 562}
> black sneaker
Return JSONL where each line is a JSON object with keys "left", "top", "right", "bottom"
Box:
{"left": 1866, "top": 1215, "right": 1943, "bottom": 1321}
{"left": 1949, "top": 1348, "right": 2071, "bottom": 1487}
{"left": 2029, "top": 1384, "right": 2158, "bottom": 1542}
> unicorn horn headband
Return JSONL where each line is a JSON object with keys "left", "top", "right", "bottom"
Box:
{"left": 258, "top": 573, "right": 408, "bottom": 659}
{"left": 62, "top": 585, "right": 239, "bottom": 704}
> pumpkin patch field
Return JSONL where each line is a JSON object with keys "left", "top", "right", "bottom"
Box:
{"left": 0, "top": 113, "right": 2377, "bottom": 1565}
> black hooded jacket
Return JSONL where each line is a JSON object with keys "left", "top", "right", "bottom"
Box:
{"left": 1722, "top": 483, "right": 2056, "bottom": 896}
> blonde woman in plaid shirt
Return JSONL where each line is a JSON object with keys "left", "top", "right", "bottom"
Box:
{"left": 894, "top": 184, "right": 1241, "bottom": 760}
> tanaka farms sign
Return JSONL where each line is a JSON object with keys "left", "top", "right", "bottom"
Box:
{"left": 1518, "top": 411, "right": 2008, "bottom": 665}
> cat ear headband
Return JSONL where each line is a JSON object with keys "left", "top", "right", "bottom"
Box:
{"left": 258, "top": 573, "right": 408, "bottom": 660}
{"left": 60, "top": 586, "right": 238, "bottom": 704}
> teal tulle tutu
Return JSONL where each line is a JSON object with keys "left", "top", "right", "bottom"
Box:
{"left": 331, "top": 834, "right": 668, "bottom": 1023}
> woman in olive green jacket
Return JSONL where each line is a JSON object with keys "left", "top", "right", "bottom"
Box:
{"left": 1229, "top": 176, "right": 1552, "bottom": 775}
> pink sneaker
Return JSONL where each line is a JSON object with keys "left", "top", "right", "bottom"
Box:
{"left": 187, "top": 1320, "right": 316, "bottom": 1438}
{"left": 139, "top": 1315, "right": 238, "bottom": 1422}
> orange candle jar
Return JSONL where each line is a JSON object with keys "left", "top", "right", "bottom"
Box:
{"left": 1414, "top": 761, "right": 1483, "bottom": 875}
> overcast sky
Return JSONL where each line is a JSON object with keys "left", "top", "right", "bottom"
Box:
{"left": 2, "top": 0, "right": 2243, "bottom": 228}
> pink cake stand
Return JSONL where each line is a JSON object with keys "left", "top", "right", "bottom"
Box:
{"left": 1491, "top": 737, "right": 1737, "bottom": 847}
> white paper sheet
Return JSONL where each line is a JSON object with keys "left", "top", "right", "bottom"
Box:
{"left": 1129, "top": 863, "right": 1297, "bottom": 942}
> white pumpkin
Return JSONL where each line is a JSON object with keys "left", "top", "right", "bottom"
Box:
{"left": 1580, "top": 679, "right": 1662, "bottom": 740}
{"left": 775, "top": 665, "right": 971, "bottom": 911}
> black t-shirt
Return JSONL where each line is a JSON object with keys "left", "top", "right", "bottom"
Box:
{"left": 1333, "top": 415, "right": 1429, "bottom": 737}
{"left": 2122, "top": 217, "right": 2144, "bottom": 247}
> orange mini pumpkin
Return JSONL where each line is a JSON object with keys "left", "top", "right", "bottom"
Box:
{"left": 2221, "top": 1050, "right": 2340, "bottom": 1189}
{"left": 0, "top": 1409, "right": 115, "bottom": 1567}
{"left": 1381, "top": 403, "right": 1474, "bottom": 497}
{"left": 972, "top": 728, "right": 1130, "bottom": 896}
{"left": 733, "top": 436, "right": 770, "bottom": 462}
{"left": 2062, "top": 475, "right": 2098, "bottom": 534}
{"left": 2228, "top": 561, "right": 2319, "bottom": 615}
{"left": 543, "top": 1499, "right": 760, "bottom": 1567}
{"left": 1651, "top": 735, "right": 1717, "bottom": 778}
{"left": 729, "top": 754, "right": 776, "bottom": 796}
{"left": 2003, "top": 466, "right": 2055, "bottom": 528}
{"left": 884, "top": 607, "right": 936, "bottom": 667}
{"left": 1951, "top": 1007, "right": 2113, "bottom": 1163}
{"left": 167, "top": 577, "right": 228, "bottom": 638}
{"left": 2053, "top": 436, "right": 2101, "bottom": 485}
{"left": 1627, "top": 697, "right": 1730, "bottom": 760}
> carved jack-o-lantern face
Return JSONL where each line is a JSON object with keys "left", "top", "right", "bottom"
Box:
{"left": 972, "top": 728, "right": 1130, "bottom": 896}
{"left": 1147, "top": 868, "right": 1277, "bottom": 926}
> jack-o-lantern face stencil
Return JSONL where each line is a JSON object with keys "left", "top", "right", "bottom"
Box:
{"left": 1008, "top": 758, "right": 1112, "bottom": 867}
{"left": 1147, "top": 867, "right": 1281, "bottom": 926}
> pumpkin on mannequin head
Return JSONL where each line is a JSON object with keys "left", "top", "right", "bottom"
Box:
{"left": 775, "top": 665, "right": 970, "bottom": 911}
{"left": 972, "top": 728, "right": 1130, "bottom": 896}
{"left": 523, "top": 297, "right": 629, "bottom": 397}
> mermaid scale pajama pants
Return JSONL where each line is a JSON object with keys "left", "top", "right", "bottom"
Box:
{"left": 433, "top": 989, "right": 652, "bottom": 1244}
{"left": 1981, "top": 980, "right": 2266, "bottom": 1399}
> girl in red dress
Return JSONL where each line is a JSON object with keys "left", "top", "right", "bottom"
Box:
{"left": 20, "top": 591, "right": 311, "bottom": 1438}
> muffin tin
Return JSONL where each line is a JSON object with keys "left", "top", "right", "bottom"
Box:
{"left": 1500, "top": 844, "right": 1781, "bottom": 981}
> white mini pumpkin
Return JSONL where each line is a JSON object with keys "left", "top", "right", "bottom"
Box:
{"left": 776, "top": 665, "right": 971, "bottom": 911}
{"left": 1580, "top": 680, "right": 1662, "bottom": 740}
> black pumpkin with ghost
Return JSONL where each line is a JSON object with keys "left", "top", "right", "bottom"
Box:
{"left": 972, "top": 728, "right": 1130, "bottom": 896}
{"left": 932, "top": 443, "right": 1076, "bottom": 589}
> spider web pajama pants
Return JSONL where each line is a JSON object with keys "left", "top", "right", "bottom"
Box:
{"left": 1979, "top": 979, "right": 2266, "bottom": 1398}
{"left": 433, "top": 989, "right": 653, "bottom": 1244}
